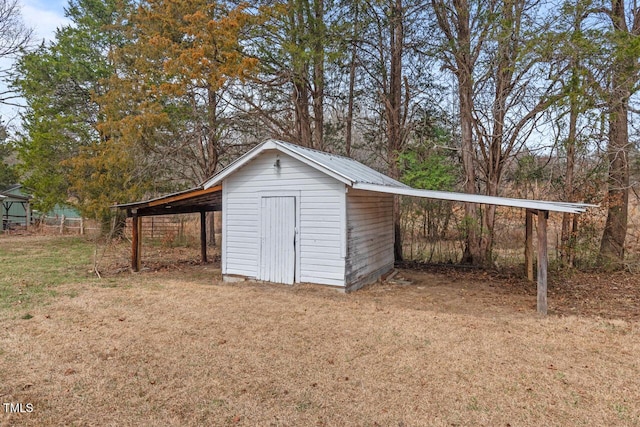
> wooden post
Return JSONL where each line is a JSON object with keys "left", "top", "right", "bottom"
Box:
{"left": 525, "top": 209, "right": 534, "bottom": 281}
{"left": 80, "top": 217, "right": 84, "bottom": 235}
{"left": 131, "top": 212, "right": 140, "bottom": 272}
{"left": 60, "top": 215, "right": 66, "bottom": 234}
{"left": 537, "top": 210, "right": 549, "bottom": 315}
{"left": 25, "top": 204, "right": 31, "bottom": 230}
{"left": 136, "top": 215, "right": 142, "bottom": 271}
{"left": 200, "top": 211, "right": 207, "bottom": 263}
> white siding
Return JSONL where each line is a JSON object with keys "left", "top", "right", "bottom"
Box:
{"left": 345, "top": 189, "right": 394, "bottom": 289}
{"left": 223, "top": 150, "right": 346, "bottom": 287}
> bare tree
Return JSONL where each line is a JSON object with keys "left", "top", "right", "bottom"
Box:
{"left": 432, "top": 0, "right": 563, "bottom": 265}
{"left": 432, "top": 0, "right": 492, "bottom": 265}
{"left": 598, "top": 0, "right": 640, "bottom": 266}
{"left": 0, "top": 0, "right": 32, "bottom": 106}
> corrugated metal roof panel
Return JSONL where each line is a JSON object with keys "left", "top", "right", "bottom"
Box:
{"left": 274, "top": 141, "right": 408, "bottom": 188}
{"left": 201, "top": 139, "right": 596, "bottom": 214}
{"left": 353, "top": 183, "right": 597, "bottom": 214}
{"left": 203, "top": 139, "right": 409, "bottom": 189}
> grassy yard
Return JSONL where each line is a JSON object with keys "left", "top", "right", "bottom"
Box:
{"left": 0, "top": 236, "right": 99, "bottom": 313}
{"left": 0, "top": 235, "right": 639, "bottom": 426}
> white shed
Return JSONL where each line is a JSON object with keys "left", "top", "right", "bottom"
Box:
{"left": 203, "top": 139, "right": 407, "bottom": 291}
{"left": 119, "top": 138, "right": 594, "bottom": 313}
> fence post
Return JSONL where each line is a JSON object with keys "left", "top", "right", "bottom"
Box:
{"left": 25, "top": 204, "right": 31, "bottom": 231}
{"left": 60, "top": 215, "right": 66, "bottom": 234}
{"left": 80, "top": 217, "right": 85, "bottom": 235}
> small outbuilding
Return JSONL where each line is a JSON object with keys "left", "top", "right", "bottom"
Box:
{"left": 203, "top": 139, "right": 405, "bottom": 291}
{"left": 1, "top": 185, "right": 32, "bottom": 230}
{"left": 118, "top": 139, "right": 594, "bottom": 314}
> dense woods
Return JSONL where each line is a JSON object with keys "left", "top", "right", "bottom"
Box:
{"left": 4, "top": 0, "right": 640, "bottom": 268}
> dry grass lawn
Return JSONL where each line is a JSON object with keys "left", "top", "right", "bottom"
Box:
{"left": 1, "top": 235, "right": 639, "bottom": 426}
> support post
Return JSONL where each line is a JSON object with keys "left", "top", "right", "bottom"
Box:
{"left": 25, "top": 204, "right": 31, "bottom": 230}
{"left": 136, "top": 215, "right": 142, "bottom": 271}
{"left": 525, "top": 209, "right": 534, "bottom": 281}
{"left": 200, "top": 211, "right": 207, "bottom": 263}
{"left": 537, "top": 210, "right": 549, "bottom": 315}
{"left": 131, "top": 212, "right": 140, "bottom": 272}
{"left": 60, "top": 215, "right": 66, "bottom": 234}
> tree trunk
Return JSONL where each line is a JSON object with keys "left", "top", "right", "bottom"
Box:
{"left": 560, "top": 97, "right": 578, "bottom": 266}
{"left": 458, "top": 36, "right": 480, "bottom": 264}
{"left": 598, "top": 0, "right": 636, "bottom": 267}
{"left": 206, "top": 87, "right": 219, "bottom": 178}
{"left": 432, "top": 0, "right": 482, "bottom": 265}
{"left": 291, "top": 3, "right": 312, "bottom": 147}
{"left": 293, "top": 79, "right": 312, "bottom": 147}
{"left": 480, "top": 180, "right": 497, "bottom": 267}
{"left": 311, "top": 0, "right": 324, "bottom": 151}
{"left": 388, "top": 0, "right": 404, "bottom": 262}
{"left": 477, "top": 0, "right": 517, "bottom": 266}
{"left": 599, "top": 91, "right": 629, "bottom": 265}
{"left": 345, "top": 2, "right": 359, "bottom": 158}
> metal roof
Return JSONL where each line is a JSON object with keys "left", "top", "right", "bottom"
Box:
{"left": 203, "top": 139, "right": 409, "bottom": 189}
{"left": 114, "top": 185, "right": 222, "bottom": 217}
{"left": 354, "top": 183, "right": 596, "bottom": 214}
{"left": 0, "top": 191, "right": 30, "bottom": 202}
{"left": 202, "top": 139, "right": 595, "bottom": 214}
{"left": 275, "top": 140, "right": 408, "bottom": 188}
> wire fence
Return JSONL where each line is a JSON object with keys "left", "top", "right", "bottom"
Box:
{"left": 37, "top": 215, "right": 101, "bottom": 236}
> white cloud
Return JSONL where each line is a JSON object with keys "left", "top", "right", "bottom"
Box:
{"left": 0, "top": 1, "right": 70, "bottom": 123}
{"left": 21, "top": 0, "right": 70, "bottom": 43}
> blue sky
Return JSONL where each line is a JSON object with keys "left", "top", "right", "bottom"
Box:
{"left": 21, "top": 0, "right": 70, "bottom": 42}
{"left": 0, "top": 1, "right": 70, "bottom": 125}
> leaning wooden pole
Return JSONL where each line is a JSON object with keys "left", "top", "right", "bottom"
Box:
{"left": 200, "top": 211, "right": 207, "bottom": 263}
{"left": 536, "top": 210, "right": 549, "bottom": 315}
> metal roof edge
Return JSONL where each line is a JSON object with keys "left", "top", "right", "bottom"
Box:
{"left": 202, "top": 141, "right": 276, "bottom": 189}
{"left": 273, "top": 140, "right": 410, "bottom": 188}
{"left": 352, "top": 183, "right": 595, "bottom": 214}
{"left": 0, "top": 192, "right": 31, "bottom": 202}
{"left": 271, "top": 140, "right": 353, "bottom": 186}
{"left": 203, "top": 139, "right": 354, "bottom": 188}
{"left": 113, "top": 185, "right": 205, "bottom": 209}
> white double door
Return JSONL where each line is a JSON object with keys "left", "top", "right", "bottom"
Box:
{"left": 258, "top": 196, "right": 296, "bottom": 284}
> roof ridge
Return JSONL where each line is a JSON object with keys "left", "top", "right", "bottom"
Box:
{"left": 272, "top": 140, "right": 351, "bottom": 161}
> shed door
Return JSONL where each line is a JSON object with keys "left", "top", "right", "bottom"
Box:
{"left": 259, "top": 196, "right": 296, "bottom": 284}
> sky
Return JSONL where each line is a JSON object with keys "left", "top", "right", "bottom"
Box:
{"left": 0, "top": 0, "right": 70, "bottom": 127}
{"left": 21, "top": 0, "right": 69, "bottom": 43}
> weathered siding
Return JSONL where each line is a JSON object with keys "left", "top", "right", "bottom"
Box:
{"left": 223, "top": 150, "right": 346, "bottom": 287}
{"left": 345, "top": 189, "right": 394, "bottom": 290}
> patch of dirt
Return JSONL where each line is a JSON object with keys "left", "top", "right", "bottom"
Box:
{"left": 98, "top": 241, "right": 640, "bottom": 321}
{"left": 385, "top": 263, "right": 640, "bottom": 321}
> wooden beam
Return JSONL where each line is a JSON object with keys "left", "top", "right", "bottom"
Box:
{"left": 200, "top": 211, "right": 207, "bottom": 263}
{"left": 128, "top": 204, "right": 222, "bottom": 218}
{"left": 537, "top": 210, "right": 549, "bottom": 315}
{"left": 146, "top": 185, "right": 222, "bottom": 208}
{"left": 525, "top": 209, "right": 534, "bottom": 281}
